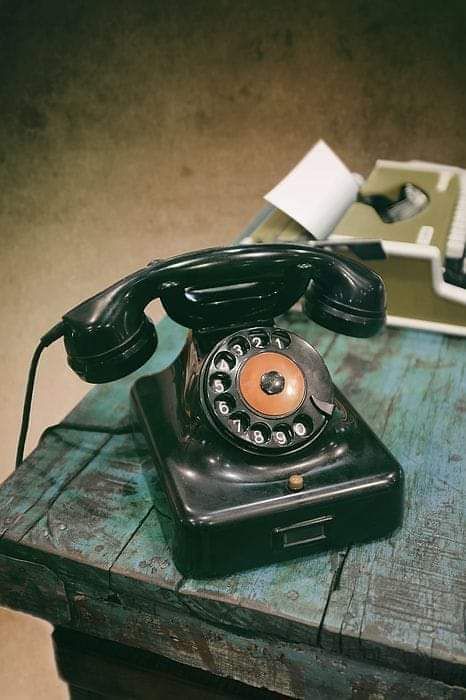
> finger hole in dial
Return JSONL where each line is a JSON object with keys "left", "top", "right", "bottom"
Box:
{"left": 229, "top": 411, "right": 250, "bottom": 434}
{"left": 209, "top": 372, "right": 231, "bottom": 394}
{"left": 248, "top": 331, "right": 269, "bottom": 349}
{"left": 249, "top": 422, "right": 272, "bottom": 445}
{"left": 273, "top": 424, "right": 293, "bottom": 446}
{"left": 228, "top": 336, "right": 250, "bottom": 356}
{"left": 214, "top": 351, "right": 235, "bottom": 372}
{"left": 214, "top": 394, "right": 235, "bottom": 417}
{"left": 292, "top": 415, "right": 313, "bottom": 438}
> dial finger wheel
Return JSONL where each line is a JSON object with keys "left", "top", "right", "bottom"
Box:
{"left": 202, "top": 326, "right": 334, "bottom": 453}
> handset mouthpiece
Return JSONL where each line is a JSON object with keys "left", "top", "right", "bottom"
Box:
{"left": 63, "top": 268, "right": 157, "bottom": 383}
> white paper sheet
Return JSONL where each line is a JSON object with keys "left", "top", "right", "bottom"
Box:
{"left": 264, "top": 140, "right": 359, "bottom": 239}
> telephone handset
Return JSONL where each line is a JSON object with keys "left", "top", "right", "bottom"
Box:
{"left": 58, "top": 244, "right": 402, "bottom": 576}
{"left": 63, "top": 243, "right": 385, "bottom": 378}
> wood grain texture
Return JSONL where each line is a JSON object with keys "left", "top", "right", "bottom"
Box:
{"left": 53, "top": 627, "right": 289, "bottom": 699}
{"left": 319, "top": 329, "right": 466, "bottom": 686}
{"left": 0, "top": 553, "right": 70, "bottom": 624}
{"left": 59, "top": 589, "right": 466, "bottom": 699}
{"left": 0, "top": 302, "right": 464, "bottom": 695}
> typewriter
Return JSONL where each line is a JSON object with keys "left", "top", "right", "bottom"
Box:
{"left": 245, "top": 159, "right": 466, "bottom": 337}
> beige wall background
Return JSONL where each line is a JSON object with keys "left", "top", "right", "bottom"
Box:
{"left": 0, "top": 1, "right": 465, "bottom": 697}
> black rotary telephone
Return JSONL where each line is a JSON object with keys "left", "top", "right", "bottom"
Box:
{"left": 19, "top": 245, "right": 403, "bottom": 577}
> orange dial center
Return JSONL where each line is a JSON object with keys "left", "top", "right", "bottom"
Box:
{"left": 238, "top": 352, "right": 305, "bottom": 417}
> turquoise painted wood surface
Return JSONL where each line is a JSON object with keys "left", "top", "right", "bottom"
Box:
{"left": 0, "top": 313, "right": 464, "bottom": 696}
{"left": 321, "top": 329, "right": 466, "bottom": 684}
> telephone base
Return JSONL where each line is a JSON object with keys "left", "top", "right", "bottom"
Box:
{"left": 130, "top": 367, "right": 403, "bottom": 579}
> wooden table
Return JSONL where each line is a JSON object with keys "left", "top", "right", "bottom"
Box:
{"left": 0, "top": 280, "right": 465, "bottom": 697}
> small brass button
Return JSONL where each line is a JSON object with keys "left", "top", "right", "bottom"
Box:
{"left": 288, "top": 474, "right": 304, "bottom": 491}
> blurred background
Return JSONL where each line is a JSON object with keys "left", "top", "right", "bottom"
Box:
{"left": 0, "top": 1, "right": 465, "bottom": 697}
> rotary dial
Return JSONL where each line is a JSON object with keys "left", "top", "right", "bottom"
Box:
{"left": 201, "top": 326, "right": 335, "bottom": 453}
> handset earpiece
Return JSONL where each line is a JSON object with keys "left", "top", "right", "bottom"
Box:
{"left": 63, "top": 268, "right": 158, "bottom": 383}
{"left": 302, "top": 254, "right": 386, "bottom": 337}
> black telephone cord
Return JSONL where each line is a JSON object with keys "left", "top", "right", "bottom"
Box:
{"left": 15, "top": 322, "right": 135, "bottom": 469}
{"left": 15, "top": 322, "right": 65, "bottom": 468}
{"left": 15, "top": 340, "right": 47, "bottom": 468}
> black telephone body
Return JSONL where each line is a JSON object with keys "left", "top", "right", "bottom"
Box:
{"left": 62, "top": 244, "right": 403, "bottom": 577}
